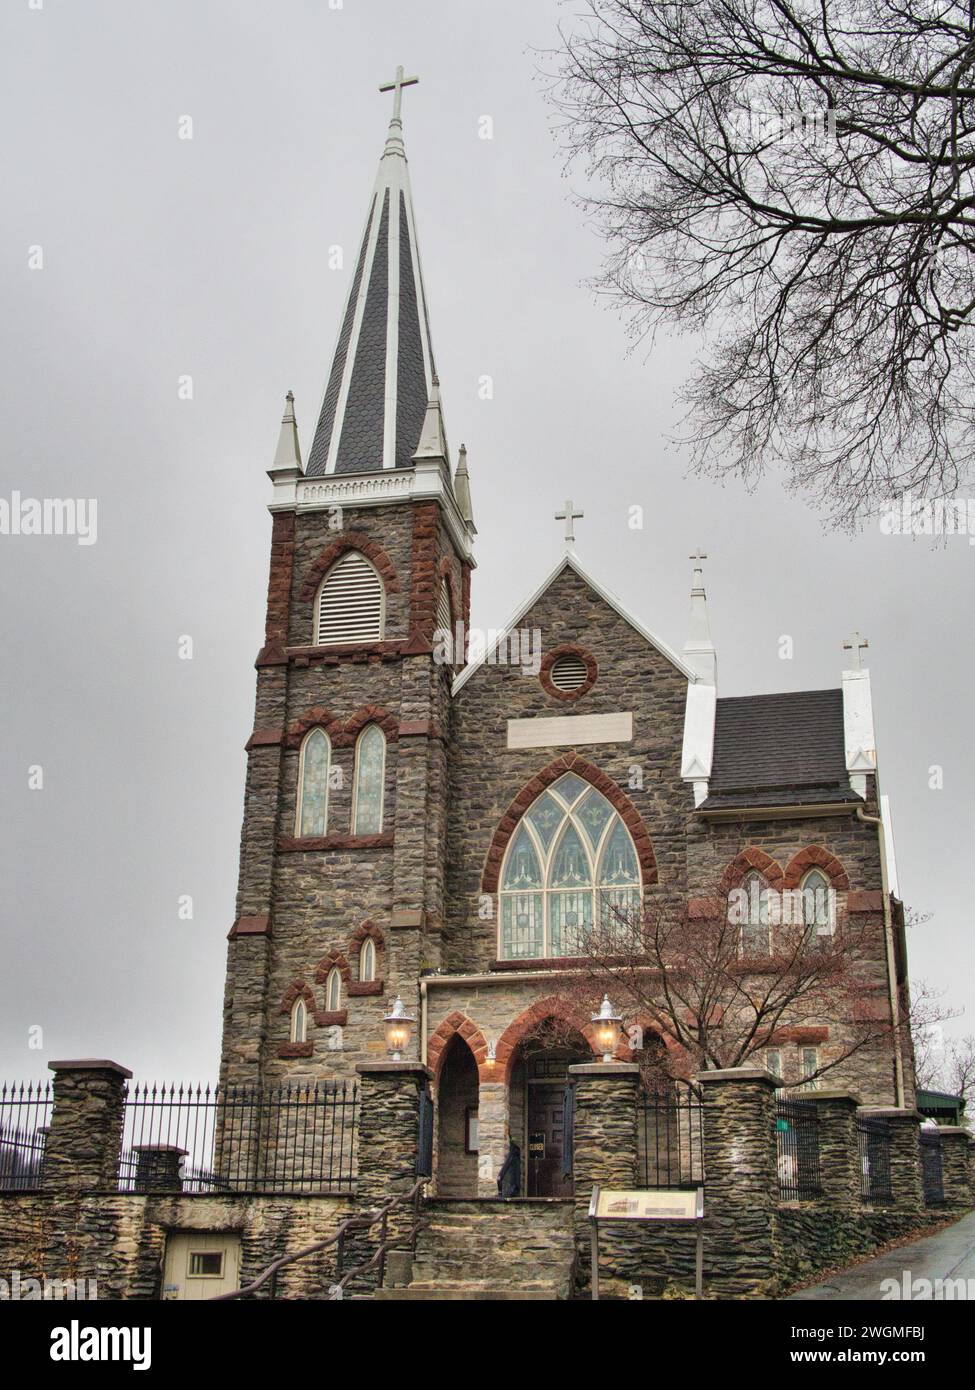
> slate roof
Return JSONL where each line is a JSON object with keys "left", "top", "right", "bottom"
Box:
{"left": 701, "top": 688, "right": 861, "bottom": 810}
{"left": 306, "top": 122, "right": 437, "bottom": 476}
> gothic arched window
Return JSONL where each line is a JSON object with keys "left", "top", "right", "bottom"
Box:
{"left": 324, "top": 967, "right": 342, "bottom": 1014}
{"left": 801, "top": 868, "right": 833, "bottom": 940}
{"left": 498, "top": 773, "right": 641, "bottom": 960}
{"left": 352, "top": 725, "right": 386, "bottom": 835}
{"left": 296, "top": 728, "right": 331, "bottom": 838}
{"left": 359, "top": 937, "right": 376, "bottom": 984}
{"left": 737, "top": 871, "right": 772, "bottom": 955}
{"left": 314, "top": 551, "right": 385, "bottom": 646}
{"left": 290, "top": 997, "right": 307, "bottom": 1044}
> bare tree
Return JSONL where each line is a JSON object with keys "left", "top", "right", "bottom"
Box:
{"left": 553, "top": 871, "right": 901, "bottom": 1088}
{"left": 550, "top": 0, "right": 975, "bottom": 527}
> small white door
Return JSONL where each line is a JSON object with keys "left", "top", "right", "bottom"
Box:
{"left": 162, "top": 1233, "right": 241, "bottom": 1301}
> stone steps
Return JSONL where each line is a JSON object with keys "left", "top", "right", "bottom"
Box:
{"left": 378, "top": 1198, "right": 577, "bottom": 1301}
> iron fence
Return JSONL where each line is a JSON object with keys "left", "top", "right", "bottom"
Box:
{"left": 118, "top": 1082, "right": 359, "bottom": 1194}
{"left": 857, "top": 1115, "right": 892, "bottom": 1202}
{"left": 0, "top": 1082, "right": 52, "bottom": 1191}
{"left": 637, "top": 1082, "right": 704, "bottom": 1189}
{"left": 776, "top": 1097, "right": 822, "bottom": 1200}
{"left": 920, "top": 1129, "right": 945, "bottom": 1206}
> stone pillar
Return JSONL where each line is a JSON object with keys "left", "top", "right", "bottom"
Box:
{"left": 937, "top": 1128, "right": 973, "bottom": 1214}
{"left": 804, "top": 1091, "right": 871, "bottom": 1266}
{"left": 695, "top": 1067, "right": 778, "bottom": 1296}
{"left": 569, "top": 1061, "right": 640, "bottom": 1296}
{"left": 475, "top": 1078, "right": 505, "bottom": 1197}
{"left": 859, "top": 1107, "right": 924, "bottom": 1234}
{"left": 41, "top": 1060, "right": 131, "bottom": 1194}
{"left": 132, "top": 1144, "right": 187, "bottom": 1193}
{"left": 355, "top": 1060, "right": 431, "bottom": 1270}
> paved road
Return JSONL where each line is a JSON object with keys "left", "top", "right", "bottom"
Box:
{"left": 790, "top": 1211, "right": 975, "bottom": 1299}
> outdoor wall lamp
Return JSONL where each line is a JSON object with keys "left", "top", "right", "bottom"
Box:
{"left": 383, "top": 997, "right": 415, "bottom": 1060}
{"left": 592, "top": 995, "right": 622, "bottom": 1062}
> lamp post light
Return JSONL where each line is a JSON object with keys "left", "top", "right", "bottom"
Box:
{"left": 591, "top": 995, "right": 622, "bottom": 1062}
{"left": 382, "top": 997, "right": 415, "bottom": 1061}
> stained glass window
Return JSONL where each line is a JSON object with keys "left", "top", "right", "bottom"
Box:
{"left": 498, "top": 776, "right": 642, "bottom": 959}
{"left": 738, "top": 872, "right": 771, "bottom": 955}
{"left": 297, "top": 729, "right": 331, "bottom": 837}
{"left": 353, "top": 725, "right": 386, "bottom": 835}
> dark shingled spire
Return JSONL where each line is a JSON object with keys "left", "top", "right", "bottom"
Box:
{"left": 306, "top": 98, "right": 439, "bottom": 477}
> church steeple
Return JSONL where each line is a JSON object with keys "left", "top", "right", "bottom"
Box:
{"left": 305, "top": 68, "right": 440, "bottom": 477}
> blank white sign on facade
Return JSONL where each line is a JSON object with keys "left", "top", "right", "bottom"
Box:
{"left": 506, "top": 712, "right": 633, "bottom": 750}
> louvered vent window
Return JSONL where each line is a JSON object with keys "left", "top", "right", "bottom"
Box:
{"left": 435, "top": 581, "right": 452, "bottom": 635}
{"left": 315, "top": 552, "right": 384, "bottom": 645}
{"left": 550, "top": 653, "right": 589, "bottom": 692}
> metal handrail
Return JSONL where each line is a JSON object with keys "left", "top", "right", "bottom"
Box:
{"left": 211, "top": 1177, "right": 427, "bottom": 1300}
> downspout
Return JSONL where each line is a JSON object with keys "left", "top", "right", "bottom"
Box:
{"left": 856, "top": 804, "right": 905, "bottom": 1107}
{"left": 420, "top": 977, "right": 428, "bottom": 1068}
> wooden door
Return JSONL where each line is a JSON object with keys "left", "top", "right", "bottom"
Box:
{"left": 161, "top": 1234, "right": 241, "bottom": 1300}
{"left": 527, "top": 1084, "right": 572, "bottom": 1198}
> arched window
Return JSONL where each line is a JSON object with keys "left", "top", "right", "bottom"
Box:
{"left": 801, "top": 868, "right": 833, "bottom": 939}
{"left": 324, "top": 967, "right": 342, "bottom": 1014}
{"left": 359, "top": 937, "right": 376, "bottom": 984}
{"left": 498, "top": 772, "right": 641, "bottom": 960}
{"left": 738, "top": 871, "right": 771, "bottom": 955}
{"left": 314, "top": 551, "right": 384, "bottom": 646}
{"left": 296, "top": 728, "right": 331, "bottom": 837}
{"left": 290, "top": 997, "right": 307, "bottom": 1044}
{"left": 352, "top": 725, "right": 386, "bottom": 835}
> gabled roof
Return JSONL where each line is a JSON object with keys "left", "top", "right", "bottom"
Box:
{"left": 305, "top": 110, "right": 437, "bottom": 477}
{"left": 700, "top": 688, "right": 860, "bottom": 810}
{"left": 452, "top": 551, "right": 696, "bottom": 695}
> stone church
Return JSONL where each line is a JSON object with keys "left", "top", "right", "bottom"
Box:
{"left": 219, "top": 81, "right": 914, "bottom": 1205}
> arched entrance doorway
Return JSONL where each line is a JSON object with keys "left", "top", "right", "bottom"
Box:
{"left": 509, "top": 1028, "right": 591, "bottom": 1198}
{"left": 435, "top": 1034, "right": 479, "bottom": 1198}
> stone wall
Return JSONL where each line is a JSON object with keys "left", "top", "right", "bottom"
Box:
{"left": 0, "top": 1191, "right": 351, "bottom": 1300}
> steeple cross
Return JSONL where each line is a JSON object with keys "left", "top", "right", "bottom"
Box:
{"left": 843, "top": 631, "right": 869, "bottom": 670}
{"left": 379, "top": 65, "right": 419, "bottom": 123}
{"left": 555, "top": 499, "right": 584, "bottom": 545}
{"left": 689, "top": 548, "right": 708, "bottom": 566}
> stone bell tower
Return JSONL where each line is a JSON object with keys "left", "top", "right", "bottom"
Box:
{"left": 220, "top": 69, "right": 476, "bottom": 1087}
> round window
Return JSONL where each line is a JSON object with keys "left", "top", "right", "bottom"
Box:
{"left": 550, "top": 653, "right": 589, "bottom": 692}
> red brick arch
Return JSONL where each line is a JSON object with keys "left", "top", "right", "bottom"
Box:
{"left": 620, "top": 1015, "right": 693, "bottom": 1076}
{"left": 314, "top": 951, "right": 350, "bottom": 985}
{"left": 782, "top": 845, "right": 850, "bottom": 891}
{"left": 427, "top": 1011, "right": 492, "bottom": 1082}
{"left": 299, "top": 532, "right": 401, "bottom": 603}
{"left": 285, "top": 704, "right": 398, "bottom": 749}
{"left": 481, "top": 754, "right": 658, "bottom": 894}
{"left": 719, "top": 847, "right": 785, "bottom": 894}
{"left": 279, "top": 980, "right": 315, "bottom": 1015}
{"left": 495, "top": 996, "right": 600, "bottom": 1082}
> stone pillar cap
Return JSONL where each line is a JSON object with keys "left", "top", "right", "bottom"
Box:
{"left": 857, "top": 1106, "right": 923, "bottom": 1121}
{"left": 800, "top": 1089, "right": 863, "bottom": 1104}
{"left": 692, "top": 1067, "right": 778, "bottom": 1086}
{"left": 132, "top": 1143, "right": 188, "bottom": 1155}
{"left": 931, "top": 1126, "right": 971, "bottom": 1138}
{"left": 48, "top": 1059, "right": 132, "bottom": 1078}
{"left": 356, "top": 1060, "right": 432, "bottom": 1078}
{"left": 568, "top": 1062, "right": 641, "bottom": 1077}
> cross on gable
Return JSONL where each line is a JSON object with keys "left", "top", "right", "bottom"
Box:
{"left": 555, "top": 499, "right": 584, "bottom": 546}
{"left": 379, "top": 65, "right": 419, "bottom": 123}
{"left": 843, "top": 631, "right": 869, "bottom": 670}
{"left": 689, "top": 549, "right": 708, "bottom": 566}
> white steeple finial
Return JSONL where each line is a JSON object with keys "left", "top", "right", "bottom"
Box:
{"left": 412, "top": 374, "right": 449, "bottom": 467}
{"left": 683, "top": 549, "right": 716, "bottom": 685}
{"left": 453, "top": 442, "right": 476, "bottom": 532}
{"left": 271, "top": 390, "right": 302, "bottom": 472}
{"left": 555, "top": 499, "right": 584, "bottom": 547}
{"left": 379, "top": 65, "right": 419, "bottom": 157}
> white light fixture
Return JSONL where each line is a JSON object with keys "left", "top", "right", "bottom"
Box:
{"left": 382, "top": 997, "right": 415, "bottom": 1061}
{"left": 592, "top": 995, "right": 622, "bottom": 1062}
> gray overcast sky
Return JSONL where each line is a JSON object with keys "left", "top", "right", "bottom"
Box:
{"left": 1, "top": 0, "right": 971, "bottom": 1082}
